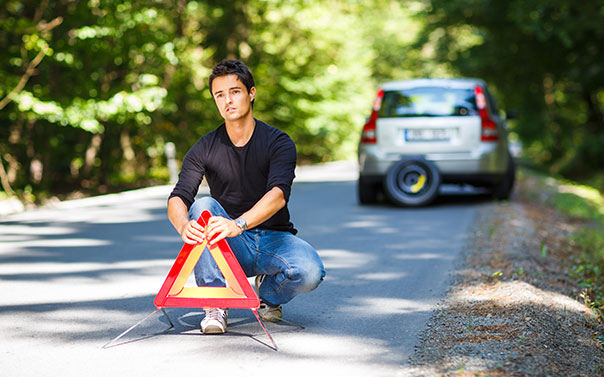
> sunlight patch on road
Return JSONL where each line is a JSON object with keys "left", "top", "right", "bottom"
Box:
{"left": 357, "top": 272, "right": 407, "bottom": 281}
{"left": 375, "top": 227, "right": 400, "bottom": 234}
{"left": 394, "top": 252, "right": 453, "bottom": 260}
{"left": 338, "top": 297, "right": 435, "bottom": 316}
{"left": 1, "top": 238, "right": 111, "bottom": 249}
{"left": 131, "top": 235, "right": 181, "bottom": 243}
{"left": 3, "top": 207, "right": 164, "bottom": 225}
{"left": 1, "top": 275, "right": 164, "bottom": 306}
{"left": 386, "top": 238, "right": 460, "bottom": 251}
{"left": 318, "top": 248, "right": 375, "bottom": 269}
{"left": 0, "top": 259, "right": 174, "bottom": 306}
{"left": 87, "top": 210, "right": 164, "bottom": 224}
{"left": 294, "top": 161, "right": 358, "bottom": 182}
{"left": 0, "top": 259, "right": 173, "bottom": 276}
{"left": 49, "top": 185, "right": 173, "bottom": 210}
{"left": 0, "top": 225, "right": 76, "bottom": 236}
{"left": 456, "top": 280, "right": 592, "bottom": 316}
{"left": 343, "top": 219, "right": 384, "bottom": 228}
{"left": 279, "top": 332, "right": 388, "bottom": 358}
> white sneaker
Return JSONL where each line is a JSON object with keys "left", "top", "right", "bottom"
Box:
{"left": 200, "top": 308, "right": 228, "bottom": 334}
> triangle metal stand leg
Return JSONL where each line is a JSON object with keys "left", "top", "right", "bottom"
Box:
{"left": 103, "top": 307, "right": 280, "bottom": 351}
{"left": 251, "top": 309, "right": 279, "bottom": 352}
{"left": 102, "top": 308, "right": 175, "bottom": 349}
{"left": 160, "top": 308, "right": 175, "bottom": 329}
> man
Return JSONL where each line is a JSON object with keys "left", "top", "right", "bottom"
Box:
{"left": 167, "top": 59, "right": 325, "bottom": 334}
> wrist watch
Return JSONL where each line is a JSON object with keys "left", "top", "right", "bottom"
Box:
{"left": 235, "top": 217, "right": 247, "bottom": 232}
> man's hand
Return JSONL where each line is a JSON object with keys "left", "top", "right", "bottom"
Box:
{"left": 179, "top": 220, "right": 205, "bottom": 245}
{"left": 206, "top": 216, "right": 243, "bottom": 245}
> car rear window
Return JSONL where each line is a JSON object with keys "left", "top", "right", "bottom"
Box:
{"left": 379, "top": 87, "right": 478, "bottom": 118}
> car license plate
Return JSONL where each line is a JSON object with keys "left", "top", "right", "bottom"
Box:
{"left": 404, "top": 128, "right": 458, "bottom": 142}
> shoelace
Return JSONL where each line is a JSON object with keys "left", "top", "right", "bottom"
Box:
{"left": 205, "top": 308, "right": 226, "bottom": 321}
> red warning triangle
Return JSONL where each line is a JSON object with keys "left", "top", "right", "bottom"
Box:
{"left": 154, "top": 210, "right": 260, "bottom": 310}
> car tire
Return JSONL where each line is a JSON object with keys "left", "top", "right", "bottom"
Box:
{"left": 384, "top": 157, "right": 441, "bottom": 206}
{"left": 493, "top": 153, "right": 516, "bottom": 200}
{"left": 358, "top": 177, "right": 380, "bottom": 204}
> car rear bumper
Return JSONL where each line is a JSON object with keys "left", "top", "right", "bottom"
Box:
{"left": 359, "top": 142, "right": 508, "bottom": 179}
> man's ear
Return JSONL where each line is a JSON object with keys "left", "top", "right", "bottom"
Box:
{"left": 249, "top": 86, "right": 256, "bottom": 102}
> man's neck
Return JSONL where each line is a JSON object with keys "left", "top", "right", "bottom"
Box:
{"left": 225, "top": 113, "right": 255, "bottom": 147}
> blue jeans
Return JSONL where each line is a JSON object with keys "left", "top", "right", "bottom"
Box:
{"left": 189, "top": 197, "right": 325, "bottom": 306}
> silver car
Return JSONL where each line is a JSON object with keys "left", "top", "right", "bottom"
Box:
{"left": 358, "top": 78, "right": 515, "bottom": 206}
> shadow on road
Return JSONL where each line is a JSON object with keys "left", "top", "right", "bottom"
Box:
{"left": 0, "top": 180, "right": 495, "bottom": 373}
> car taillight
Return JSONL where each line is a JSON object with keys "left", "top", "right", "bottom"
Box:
{"left": 361, "top": 89, "right": 384, "bottom": 144}
{"left": 474, "top": 85, "right": 499, "bottom": 142}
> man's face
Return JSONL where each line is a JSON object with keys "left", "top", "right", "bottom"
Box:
{"left": 211, "top": 74, "right": 255, "bottom": 122}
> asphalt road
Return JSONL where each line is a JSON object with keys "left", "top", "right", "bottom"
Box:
{"left": 0, "top": 162, "right": 487, "bottom": 376}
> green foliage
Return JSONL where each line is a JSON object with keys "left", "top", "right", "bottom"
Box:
{"left": 571, "top": 228, "right": 604, "bottom": 312}
{"left": 1, "top": 0, "right": 424, "bottom": 198}
{"left": 518, "top": 168, "right": 604, "bottom": 321}
{"left": 418, "top": 0, "right": 604, "bottom": 181}
{"left": 525, "top": 168, "right": 604, "bottom": 322}
{"left": 1, "top": 0, "right": 196, "bottom": 195}
{"left": 547, "top": 179, "right": 604, "bottom": 222}
{"left": 244, "top": 1, "right": 375, "bottom": 161}
{"left": 9, "top": 0, "right": 602, "bottom": 202}
{"left": 552, "top": 192, "right": 604, "bottom": 222}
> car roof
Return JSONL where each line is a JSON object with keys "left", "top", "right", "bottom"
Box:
{"left": 380, "top": 78, "right": 486, "bottom": 91}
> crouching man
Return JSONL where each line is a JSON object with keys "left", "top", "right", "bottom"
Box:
{"left": 167, "top": 59, "right": 325, "bottom": 334}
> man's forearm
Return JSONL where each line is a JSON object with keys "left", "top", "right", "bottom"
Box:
{"left": 168, "top": 196, "right": 207, "bottom": 244}
{"left": 239, "top": 186, "right": 286, "bottom": 230}
{"left": 167, "top": 196, "right": 190, "bottom": 235}
{"left": 189, "top": 187, "right": 287, "bottom": 245}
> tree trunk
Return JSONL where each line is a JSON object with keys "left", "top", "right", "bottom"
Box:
{"left": 0, "top": 157, "right": 15, "bottom": 196}
{"left": 120, "top": 128, "right": 136, "bottom": 178}
{"left": 83, "top": 134, "right": 103, "bottom": 176}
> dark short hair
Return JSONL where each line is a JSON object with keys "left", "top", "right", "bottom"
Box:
{"left": 209, "top": 59, "right": 255, "bottom": 105}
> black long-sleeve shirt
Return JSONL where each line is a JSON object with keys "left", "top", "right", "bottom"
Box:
{"left": 169, "top": 119, "right": 297, "bottom": 234}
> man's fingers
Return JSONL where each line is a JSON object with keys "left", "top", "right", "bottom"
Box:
{"left": 182, "top": 237, "right": 197, "bottom": 245}
{"left": 207, "top": 216, "right": 219, "bottom": 228}
{"left": 182, "top": 220, "right": 205, "bottom": 244}
{"left": 207, "top": 217, "right": 226, "bottom": 236}
{"left": 183, "top": 233, "right": 204, "bottom": 244}
{"left": 188, "top": 226, "right": 205, "bottom": 239}
{"left": 209, "top": 230, "right": 228, "bottom": 245}
{"left": 207, "top": 222, "right": 224, "bottom": 240}
{"left": 189, "top": 220, "right": 204, "bottom": 231}
{"left": 203, "top": 216, "right": 240, "bottom": 244}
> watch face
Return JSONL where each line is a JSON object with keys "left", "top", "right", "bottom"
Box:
{"left": 236, "top": 218, "right": 247, "bottom": 231}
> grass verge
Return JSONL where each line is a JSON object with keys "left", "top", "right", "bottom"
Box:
{"left": 518, "top": 167, "right": 604, "bottom": 324}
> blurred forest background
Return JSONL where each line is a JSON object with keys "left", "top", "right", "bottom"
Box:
{"left": 1, "top": 0, "right": 603, "bottom": 203}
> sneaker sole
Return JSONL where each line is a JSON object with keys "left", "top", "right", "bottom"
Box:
{"left": 259, "top": 310, "right": 282, "bottom": 323}
{"left": 202, "top": 325, "right": 226, "bottom": 334}
{"left": 259, "top": 315, "right": 281, "bottom": 323}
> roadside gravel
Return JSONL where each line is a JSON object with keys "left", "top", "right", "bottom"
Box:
{"left": 405, "top": 184, "right": 604, "bottom": 376}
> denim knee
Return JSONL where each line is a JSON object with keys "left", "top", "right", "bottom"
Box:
{"left": 299, "top": 263, "right": 325, "bottom": 293}
{"left": 189, "top": 196, "right": 225, "bottom": 220}
{"left": 285, "top": 255, "right": 325, "bottom": 294}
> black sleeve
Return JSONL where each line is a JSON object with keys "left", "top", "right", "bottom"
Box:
{"left": 168, "top": 141, "right": 205, "bottom": 209}
{"left": 266, "top": 132, "right": 297, "bottom": 202}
